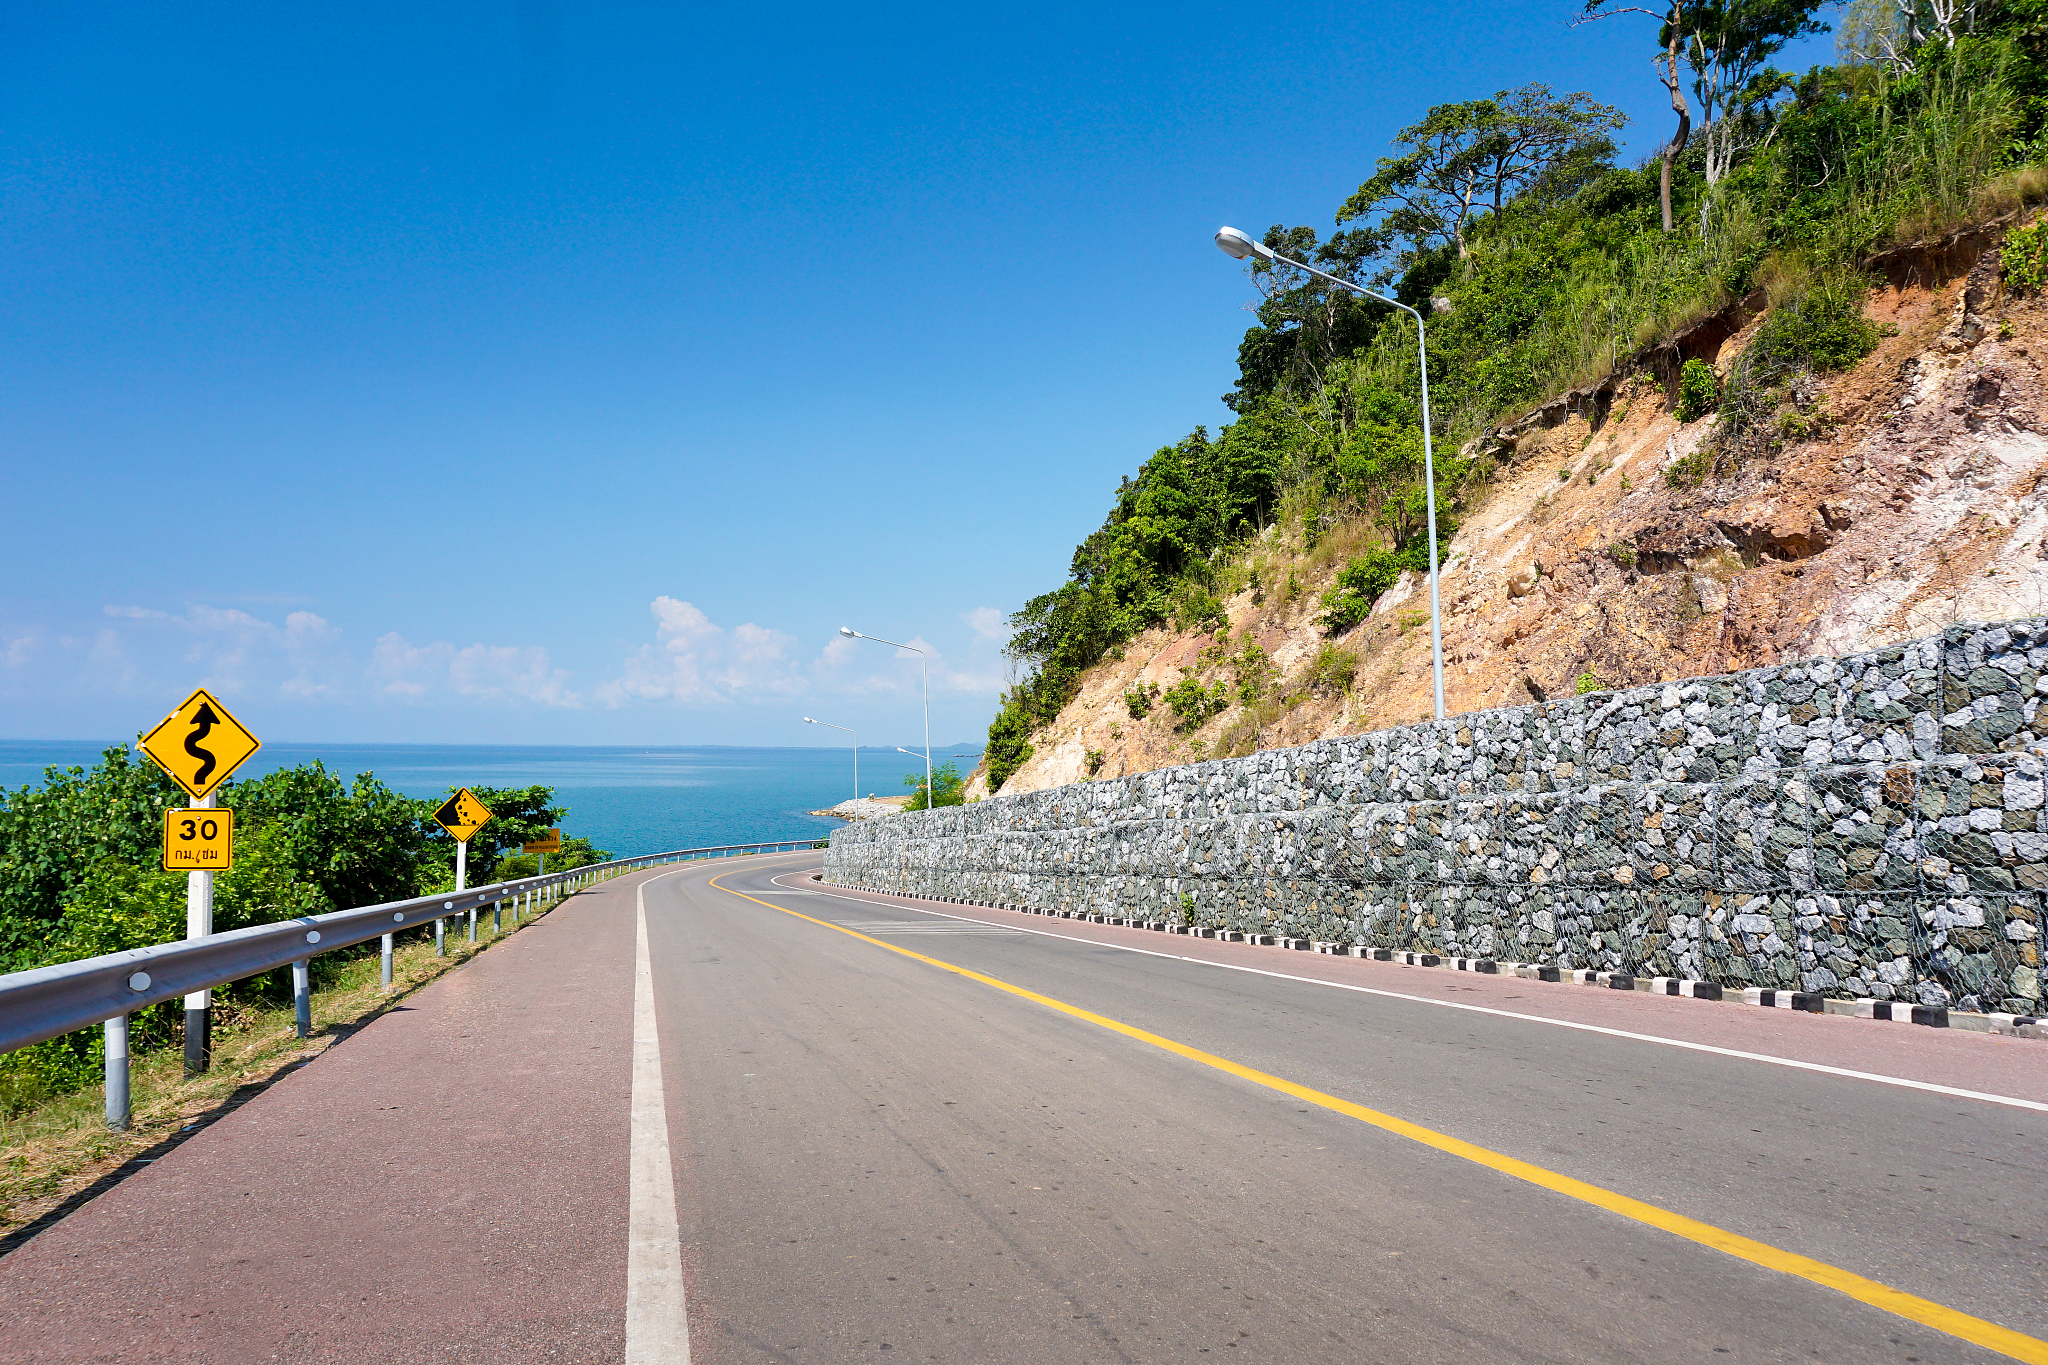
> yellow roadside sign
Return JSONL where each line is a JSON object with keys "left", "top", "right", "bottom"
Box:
{"left": 523, "top": 828, "right": 563, "bottom": 853}
{"left": 139, "top": 688, "right": 261, "bottom": 801}
{"left": 433, "top": 788, "right": 493, "bottom": 842}
{"left": 163, "top": 807, "right": 234, "bottom": 872}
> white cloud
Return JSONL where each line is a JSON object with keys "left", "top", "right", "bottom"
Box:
{"left": 103, "top": 605, "right": 168, "bottom": 619}
{"left": 962, "top": 606, "right": 1008, "bottom": 642}
{"left": 371, "top": 633, "right": 580, "bottom": 707}
{"left": 599, "top": 596, "right": 803, "bottom": 706}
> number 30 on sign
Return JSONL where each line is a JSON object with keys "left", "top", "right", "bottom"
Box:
{"left": 164, "top": 808, "right": 234, "bottom": 872}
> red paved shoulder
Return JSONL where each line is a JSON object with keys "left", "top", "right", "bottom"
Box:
{"left": 0, "top": 869, "right": 658, "bottom": 1365}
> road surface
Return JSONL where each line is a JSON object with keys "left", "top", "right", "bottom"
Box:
{"left": 0, "top": 852, "right": 2042, "bottom": 1363}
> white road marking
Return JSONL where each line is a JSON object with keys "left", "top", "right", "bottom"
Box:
{"left": 767, "top": 873, "right": 2048, "bottom": 1115}
{"left": 626, "top": 876, "right": 690, "bottom": 1364}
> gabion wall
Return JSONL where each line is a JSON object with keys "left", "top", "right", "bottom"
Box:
{"left": 825, "top": 621, "right": 2048, "bottom": 1015}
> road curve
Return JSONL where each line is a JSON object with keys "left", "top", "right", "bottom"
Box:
{"left": 0, "top": 852, "right": 2042, "bottom": 1364}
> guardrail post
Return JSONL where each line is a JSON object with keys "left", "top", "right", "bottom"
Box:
{"left": 292, "top": 958, "right": 311, "bottom": 1038}
{"left": 492, "top": 899, "right": 501, "bottom": 934}
{"left": 104, "top": 1014, "right": 129, "bottom": 1132}
{"left": 435, "top": 916, "right": 446, "bottom": 957}
{"left": 467, "top": 904, "right": 477, "bottom": 944}
{"left": 381, "top": 932, "right": 394, "bottom": 989}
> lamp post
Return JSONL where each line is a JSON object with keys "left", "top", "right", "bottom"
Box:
{"left": 804, "top": 716, "right": 858, "bottom": 801}
{"left": 841, "top": 627, "right": 930, "bottom": 813}
{"left": 1214, "top": 225, "right": 1447, "bottom": 723}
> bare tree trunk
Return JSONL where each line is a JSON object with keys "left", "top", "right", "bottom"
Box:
{"left": 1656, "top": 29, "right": 1692, "bottom": 233}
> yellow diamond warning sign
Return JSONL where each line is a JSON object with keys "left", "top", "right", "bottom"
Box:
{"left": 163, "top": 807, "right": 234, "bottom": 872}
{"left": 433, "top": 788, "right": 493, "bottom": 843}
{"left": 139, "top": 688, "right": 261, "bottom": 801}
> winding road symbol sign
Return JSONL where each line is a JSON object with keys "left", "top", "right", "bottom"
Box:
{"left": 433, "top": 788, "right": 493, "bottom": 843}
{"left": 139, "top": 688, "right": 260, "bottom": 800}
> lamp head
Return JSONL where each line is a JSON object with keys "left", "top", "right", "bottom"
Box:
{"left": 1215, "top": 225, "right": 1270, "bottom": 261}
{"left": 839, "top": 626, "right": 858, "bottom": 638}
{"left": 803, "top": 717, "right": 815, "bottom": 724}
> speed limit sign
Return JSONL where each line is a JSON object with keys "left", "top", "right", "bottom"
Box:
{"left": 163, "top": 807, "right": 235, "bottom": 872}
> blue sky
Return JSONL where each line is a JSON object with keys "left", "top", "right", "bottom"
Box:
{"left": 2, "top": 1, "right": 1837, "bottom": 748}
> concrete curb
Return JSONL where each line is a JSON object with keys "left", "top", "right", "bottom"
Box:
{"left": 811, "top": 877, "right": 2044, "bottom": 1041}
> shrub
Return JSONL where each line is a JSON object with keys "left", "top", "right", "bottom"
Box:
{"left": 1746, "top": 271, "right": 1880, "bottom": 376}
{"left": 1124, "top": 682, "right": 1159, "bottom": 720}
{"left": 1171, "top": 586, "right": 1227, "bottom": 634}
{"left": 1676, "top": 359, "right": 1719, "bottom": 422}
{"left": 1084, "top": 748, "right": 1106, "bottom": 777}
{"left": 1303, "top": 643, "right": 1358, "bottom": 693}
{"left": 1606, "top": 540, "right": 1638, "bottom": 569}
{"left": 1574, "top": 671, "right": 1606, "bottom": 695}
{"left": 1163, "top": 674, "right": 1230, "bottom": 731}
{"left": 1179, "top": 892, "right": 1195, "bottom": 926}
{"left": 1232, "top": 636, "right": 1276, "bottom": 704}
{"left": 902, "top": 761, "right": 966, "bottom": 811}
{"left": 2002, "top": 221, "right": 2048, "bottom": 293}
{"left": 1320, "top": 548, "right": 1404, "bottom": 633}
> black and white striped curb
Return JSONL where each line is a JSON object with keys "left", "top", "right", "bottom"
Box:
{"left": 819, "top": 881, "right": 2043, "bottom": 1039}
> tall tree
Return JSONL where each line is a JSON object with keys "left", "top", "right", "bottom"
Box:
{"left": 1335, "top": 86, "right": 1624, "bottom": 264}
{"left": 1690, "top": 0, "right": 1825, "bottom": 184}
{"left": 1578, "top": 0, "right": 1703, "bottom": 232}
{"left": 1581, "top": 0, "right": 1827, "bottom": 221}
{"left": 1840, "top": 0, "right": 1988, "bottom": 69}
{"left": 1226, "top": 224, "right": 1386, "bottom": 406}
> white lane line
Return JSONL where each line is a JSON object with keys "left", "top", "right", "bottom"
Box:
{"left": 766, "top": 873, "right": 2048, "bottom": 1115}
{"left": 626, "top": 876, "right": 690, "bottom": 1365}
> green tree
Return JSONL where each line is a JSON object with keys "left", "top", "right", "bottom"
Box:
{"left": 1336, "top": 86, "right": 1626, "bottom": 266}
{"left": 230, "top": 762, "right": 437, "bottom": 911}
{"left": 1578, "top": 0, "right": 1707, "bottom": 231}
{"left": 1689, "top": 0, "right": 1825, "bottom": 184}
{"left": 0, "top": 745, "right": 184, "bottom": 971}
{"left": 902, "top": 762, "right": 965, "bottom": 811}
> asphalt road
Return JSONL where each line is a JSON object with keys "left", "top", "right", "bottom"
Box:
{"left": 0, "top": 852, "right": 2042, "bottom": 1364}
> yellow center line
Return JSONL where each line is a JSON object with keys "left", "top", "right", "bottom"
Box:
{"left": 710, "top": 872, "right": 2048, "bottom": 1365}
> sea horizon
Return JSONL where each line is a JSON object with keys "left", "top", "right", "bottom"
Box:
{"left": 0, "top": 738, "right": 985, "bottom": 859}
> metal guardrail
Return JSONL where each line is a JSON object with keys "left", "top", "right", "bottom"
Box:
{"left": 0, "top": 838, "right": 822, "bottom": 1067}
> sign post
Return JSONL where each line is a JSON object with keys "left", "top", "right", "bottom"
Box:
{"left": 139, "top": 688, "right": 261, "bottom": 1075}
{"left": 432, "top": 789, "right": 493, "bottom": 955}
{"left": 525, "top": 828, "right": 562, "bottom": 893}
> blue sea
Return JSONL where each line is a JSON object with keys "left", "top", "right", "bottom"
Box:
{"left": 0, "top": 740, "right": 977, "bottom": 857}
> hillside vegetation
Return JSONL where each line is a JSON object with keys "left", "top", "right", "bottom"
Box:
{"left": 983, "top": 0, "right": 2048, "bottom": 792}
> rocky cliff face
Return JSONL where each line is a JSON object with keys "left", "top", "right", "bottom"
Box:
{"left": 970, "top": 220, "right": 2048, "bottom": 802}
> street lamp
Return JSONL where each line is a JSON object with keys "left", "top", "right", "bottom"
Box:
{"left": 841, "top": 627, "right": 930, "bottom": 816}
{"left": 1214, "top": 225, "right": 1447, "bottom": 722}
{"left": 803, "top": 716, "right": 857, "bottom": 801}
